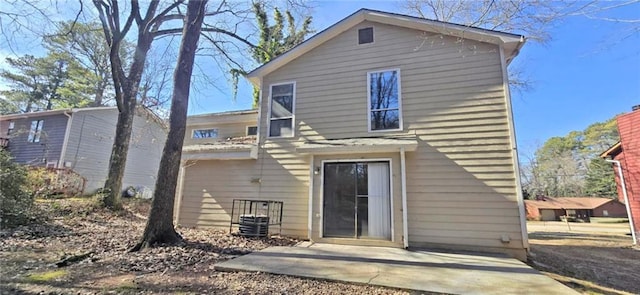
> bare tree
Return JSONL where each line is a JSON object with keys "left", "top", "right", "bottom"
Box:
{"left": 132, "top": 0, "right": 207, "bottom": 250}
{"left": 91, "top": 0, "right": 257, "bottom": 209}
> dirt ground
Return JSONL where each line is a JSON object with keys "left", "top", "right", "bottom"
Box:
{"left": 0, "top": 198, "right": 415, "bottom": 295}
{"left": 528, "top": 222, "right": 640, "bottom": 295}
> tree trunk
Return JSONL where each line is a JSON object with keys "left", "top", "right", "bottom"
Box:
{"left": 102, "top": 96, "right": 136, "bottom": 209}
{"left": 101, "top": 19, "right": 154, "bottom": 209}
{"left": 132, "top": 0, "right": 207, "bottom": 251}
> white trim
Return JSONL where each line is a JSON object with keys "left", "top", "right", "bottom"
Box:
{"left": 266, "top": 81, "right": 296, "bottom": 138}
{"left": 58, "top": 111, "right": 73, "bottom": 168}
{"left": 367, "top": 68, "right": 403, "bottom": 133}
{"left": 319, "top": 158, "right": 394, "bottom": 241}
{"left": 191, "top": 128, "right": 219, "bottom": 139}
{"left": 181, "top": 150, "right": 256, "bottom": 160}
{"left": 308, "top": 155, "right": 314, "bottom": 240}
{"left": 256, "top": 77, "right": 263, "bottom": 144}
{"left": 499, "top": 46, "right": 529, "bottom": 251}
{"left": 400, "top": 147, "right": 409, "bottom": 249}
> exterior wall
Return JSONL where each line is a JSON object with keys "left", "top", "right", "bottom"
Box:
{"left": 178, "top": 159, "right": 260, "bottom": 228}
{"left": 593, "top": 201, "right": 628, "bottom": 217}
{"left": 63, "top": 108, "right": 166, "bottom": 193}
{"left": 259, "top": 21, "right": 524, "bottom": 257}
{"left": 5, "top": 113, "right": 68, "bottom": 166}
{"left": 180, "top": 21, "right": 525, "bottom": 258}
{"left": 615, "top": 109, "right": 640, "bottom": 240}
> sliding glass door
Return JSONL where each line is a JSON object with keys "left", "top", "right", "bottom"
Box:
{"left": 323, "top": 161, "right": 391, "bottom": 240}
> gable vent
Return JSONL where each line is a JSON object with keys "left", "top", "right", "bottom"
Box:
{"left": 358, "top": 27, "right": 373, "bottom": 44}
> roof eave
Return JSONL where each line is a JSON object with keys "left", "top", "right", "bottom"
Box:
{"left": 600, "top": 141, "right": 622, "bottom": 158}
{"left": 246, "top": 9, "right": 525, "bottom": 85}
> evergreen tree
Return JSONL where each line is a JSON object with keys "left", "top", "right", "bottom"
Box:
{"left": 232, "top": 3, "right": 312, "bottom": 108}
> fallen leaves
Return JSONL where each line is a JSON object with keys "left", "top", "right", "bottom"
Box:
{"left": 0, "top": 198, "right": 411, "bottom": 294}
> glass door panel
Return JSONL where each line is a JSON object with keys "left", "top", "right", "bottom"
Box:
{"left": 323, "top": 161, "right": 391, "bottom": 240}
{"left": 323, "top": 163, "right": 356, "bottom": 237}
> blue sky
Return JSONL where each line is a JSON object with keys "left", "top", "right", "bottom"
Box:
{"left": 194, "top": 1, "right": 639, "bottom": 158}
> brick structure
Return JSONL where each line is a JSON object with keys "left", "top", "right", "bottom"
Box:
{"left": 602, "top": 105, "right": 640, "bottom": 243}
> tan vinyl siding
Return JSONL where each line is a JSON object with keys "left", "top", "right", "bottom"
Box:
{"left": 181, "top": 20, "right": 524, "bottom": 258}
{"left": 260, "top": 21, "right": 524, "bottom": 254}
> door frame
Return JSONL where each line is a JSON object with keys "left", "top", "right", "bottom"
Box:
{"left": 319, "top": 158, "right": 394, "bottom": 242}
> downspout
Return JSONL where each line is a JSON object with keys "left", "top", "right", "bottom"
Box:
{"left": 308, "top": 155, "right": 314, "bottom": 240}
{"left": 58, "top": 109, "right": 73, "bottom": 168}
{"left": 400, "top": 147, "right": 409, "bottom": 249}
{"left": 499, "top": 45, "right": 530, "bottom": 251}
{"left": 606, "top": 159, "right": 637, "bottom": 245}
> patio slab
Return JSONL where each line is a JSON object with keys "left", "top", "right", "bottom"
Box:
{"left": 215, "top": 243, "right": 578, "bottom": 294}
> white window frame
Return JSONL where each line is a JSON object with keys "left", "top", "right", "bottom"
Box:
{"left": 191, "top": 128, "right": 218, "bottom": 139}
{"left": 28, "top": 119, "right": 44, "bottom": 143}
{"left": 318, "top": 158, "right": 395, "bottom": 242}
{"left": 267, "top": 81, "right": 296, "bottom": 138}
{"left": 246, "top": 125, "right": 258, "bottom": 136}
{"left": 367, "top": 68, "right": 403, "bottom": 132}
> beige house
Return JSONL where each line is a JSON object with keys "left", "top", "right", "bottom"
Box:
{"left": 176, "top": 9, "right": 528, "bottom": 260}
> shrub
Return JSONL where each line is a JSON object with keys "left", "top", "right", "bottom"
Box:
{"left": 25, "top": 167, "right": 86, "bottom": 198}
{"left": 0, "top": 150, "right": 36, "bottom": 227}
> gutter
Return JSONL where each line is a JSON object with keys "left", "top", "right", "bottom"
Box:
{"left": 606, "top": 159, "right": 637, "bottom": 245}
{"left": 58, "top": 110, "right": 73, "bottom": 168}
{"left": 499, "top": 45, "right": 529, "bottom": 251}
{"left": 400, "top": 147, "right": 409, "bottom": 248}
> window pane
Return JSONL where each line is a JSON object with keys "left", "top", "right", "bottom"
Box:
{"left": 28, "top": 120, "right": 43, "bottom": 143}
{"left": 356, "top": 163, "right": 368, "bottom": 196}
{"left": 272, "top": 84, "right": 293, "bottom": 96}
{"left": 358, "top": 27, "right": 373, "bottom": 44}
{"left": 193, "top": 129, "right": 218, "bottom": 139}
{"left": 247, "top": 126, "right": 258, "bottom": 136}
{"left": 269, "top": 118, "right": 293, "bottom": 137}
{"left": 371, "top": 110, "right": 400, "bottom": 130}
{"left": 370, "top": 71, "right": 399, "bottom": 110}
{"left": 271, "top": 95, "right": 293, "bottom": 118}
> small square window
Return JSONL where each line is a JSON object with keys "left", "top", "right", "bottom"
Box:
{"left": 247, "top": 126, "right": 258, "bottom": 136}
{"left": 192, "top": 128, "right": 218, "bottom": 139}
{"left": 358, "top": 27, "right": 373, "bottom": 44}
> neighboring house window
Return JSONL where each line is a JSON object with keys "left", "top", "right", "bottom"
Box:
{"left": 7, "top": 121, "right": 14, "bottom": 135}
{"left": 358, "top": 27, "right": 374, "bottom": 44}
{"left": 269, "top": 82, "right": 295, "bottom": 137}
{"left": 247, "top": 126, "right": 258, "bottom": 136}
{"left": 192, "top": 128, "right": 218, "bottom": 139}
{"left": 28, "top": 120, "right": 44, "bottom": 143}
{"left": 368, "top": 69, "right": 402, "bottom": 131}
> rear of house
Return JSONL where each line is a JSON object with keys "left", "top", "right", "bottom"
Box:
{"left": 176, "top": 9, "right": 529, "bottom": 260}
{"left": 0, "top": 107, "right": 167, "bottom": 195}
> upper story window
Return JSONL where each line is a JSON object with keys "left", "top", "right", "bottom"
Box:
{"left": 246, "top": 126, "right": 258, "bottom": 136}
{"left": 269, "top": 82, "right": 295, "bottom": 138}
{"left": 368, "top": 69, "right": 402, "bottom": 131}
{"left": 192, "top": 128, "right": 218, "bottom": 139}
{"left": 358, "top": 27, "right": 374, "bottom": 44}
{"left": 28, "top": 120, "right": 44, "bottom": 143}
{"left": 7, "top": 121, "right": 14, "bottom": 135}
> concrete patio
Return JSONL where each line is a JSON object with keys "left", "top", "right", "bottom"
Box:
{"left": 215, "top": 243, "right": 578, "bottom": 294}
